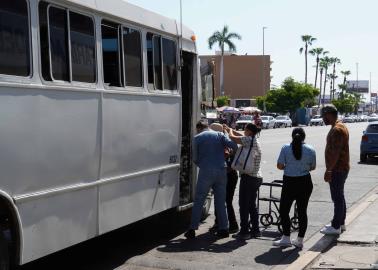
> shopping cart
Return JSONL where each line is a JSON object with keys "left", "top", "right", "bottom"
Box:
{"left": 257, "top": 180, "right": 299, "bottom": 233}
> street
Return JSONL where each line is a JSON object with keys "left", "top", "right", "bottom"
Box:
{"left": 20, "top": 122, "right": 378, "bottom": 270}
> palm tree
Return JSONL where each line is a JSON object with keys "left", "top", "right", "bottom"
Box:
{"left": 309, "top": 48, "right": 329, "bottom": 88}
{"left": 318, "top": 66, "right": 324, "bottom": 107}
{"left": 299, "top": 35, "right": 317, "bottom": 84}
{"left": 329, "top": 57, "right": 341, "bottom": 99}
{"left": 208, "top": 26, "right": 242, "bottom": 96}
{"left": 328, "top": 74, "right": 338, "bottom": 100}
{"left": 320, "top": 57, "right": 331, "bottom": 105}
{"left": 341, "top": 70, "right": 351, "bottom": 85}
{"left": 340, "top": 70, "right": 351, "bottom": 98}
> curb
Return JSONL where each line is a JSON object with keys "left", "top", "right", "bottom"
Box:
{"left": 272, "top": 186, "right": 378, "bottom": 270}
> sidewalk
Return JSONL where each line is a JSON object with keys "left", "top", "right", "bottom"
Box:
{"left": 308, "top": 190, "right": 378, "bottom": 269}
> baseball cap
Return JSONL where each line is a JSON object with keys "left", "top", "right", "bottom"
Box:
{"left": 321, "top": 104, "right": 338, "bottom": 115}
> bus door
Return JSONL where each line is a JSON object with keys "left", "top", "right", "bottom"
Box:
{"left": 179, "top": 50, "right": 196, "bottom": 206}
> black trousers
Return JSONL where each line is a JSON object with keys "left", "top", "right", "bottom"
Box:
{"left": 214, "top": 170, "right": 238, "bottom": 227}
{"left": 280, "top": 174, "right": 313, "bottom": 237}
{"left": 239, "top": 174, "right": 262, "bottom": 234}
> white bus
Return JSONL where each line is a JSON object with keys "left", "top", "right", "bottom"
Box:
{"left": 0, "top": 0, "right": 201, "bottom": 268}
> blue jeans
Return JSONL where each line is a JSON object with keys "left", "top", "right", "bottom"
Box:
{"left": 190, "top": 168, "right": 228, "bottom": 230}
{"left": 330, "top": 171, "right": 348, "bottom": 229}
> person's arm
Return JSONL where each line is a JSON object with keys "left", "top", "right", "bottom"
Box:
{"left": 192, "top": 138, "right": 199, "bottom": 166}
{"left": 224, "top": 125, "right": 243, "bottom": 144}
{"left": 222, "top": 133, "right": 238, "bottom": 152}
{"left": 325, "top": 128, "right": 344, "bottom": 171}
{"left": 277, "top": 146, "right": 286, "bottom": 170}
{"left": 310, "top": 148, "right": 317, "bottom": 171}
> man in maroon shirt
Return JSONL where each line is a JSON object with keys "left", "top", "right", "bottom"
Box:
{"left": 320, "top": 105, "right": 350, "bottom": 235}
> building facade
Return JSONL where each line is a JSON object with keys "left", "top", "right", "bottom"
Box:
{"left": 200, "top": 54, "right": 271, "bottom": 107}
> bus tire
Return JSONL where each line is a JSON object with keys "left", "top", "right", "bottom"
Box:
{"left": 0, "top": 231, "right": 9, "bottom": 270}
{"left": 201, "top": 194, "right": 212, "bottom": 221}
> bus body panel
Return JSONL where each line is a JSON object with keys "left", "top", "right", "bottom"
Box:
{"left": 101, "top": 94, "right": 181, "bottom": 178}
{"left": 17, "top": 187, "right": 98, "bottom": 264}
{"left": 0, "top": 86, "right": 101, "bottom": 196}
{"left": 99, "top": 167, "right": 179, "bottom": 234}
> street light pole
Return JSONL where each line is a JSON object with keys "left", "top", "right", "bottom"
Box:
{"left": 263, "top": 27, "right": 267, "bottom": 56}
{"left": 262, "top": 27, "right": 267, "bottom": 96}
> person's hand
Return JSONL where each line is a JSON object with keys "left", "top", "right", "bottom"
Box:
{"left": 324, "top": 171, "right": 332, "bottom": 182}
{"left": 223, "top": 124, "right": 230, "bottom": 132}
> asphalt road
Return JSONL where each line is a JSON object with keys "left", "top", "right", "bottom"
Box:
{"left": 20, "top": 122, "right": 378, "bottom": 270}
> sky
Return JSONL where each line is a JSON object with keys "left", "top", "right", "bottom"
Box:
{"left": 126, "top": 0, "right": 378, "bottom": 99}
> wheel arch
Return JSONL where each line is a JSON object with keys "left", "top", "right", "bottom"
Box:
{"left": 0, "top": 190, "right": 23, "bottom": 266}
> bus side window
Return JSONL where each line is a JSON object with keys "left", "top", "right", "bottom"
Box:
{"left": 48, "top": 7, "right": 70, "bottom": 81}
{"left": 122, "top": 27, "right": 142, "bottom": 87}
{"left": 147, "top": 32, "right": 162, "bottom": 90}
{"left": 70, "top": 12, "right": 96, "bottom": 83}
{"left": 39, "top": 2, "right": 96, "bottom": 83}
{"left": 162, "top": 38, "right": 177, "bottom": 90}
{"left": 101, "top": 20, "right": 122, "bottom": 87}
{"left": 0, "top": 0, "right": 31, "bottom": 77}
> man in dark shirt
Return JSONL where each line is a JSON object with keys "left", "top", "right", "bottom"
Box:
{"left": 320, "top": 105, "right": 350, "bottom": 235}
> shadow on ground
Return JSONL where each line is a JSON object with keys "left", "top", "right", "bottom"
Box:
{"left": 19, "top": 209, "right": 191, "bottom": 270}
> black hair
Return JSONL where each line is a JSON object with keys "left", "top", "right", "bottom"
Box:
{"left": 196, "top": 120, "right": 208, "bottom": 130}
{"left": 245, "top": 123, "right": 258, "bottom": 134}
{"left": 291, "top": 128, "right": 306, "bottom": 160}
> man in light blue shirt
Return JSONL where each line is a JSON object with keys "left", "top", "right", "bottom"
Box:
{"left": 184, "top": 120, "right": 237, "bottom": 239}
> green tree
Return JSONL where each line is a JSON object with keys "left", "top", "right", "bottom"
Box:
{"left": 256, "top": 77, "right": 319, "bottom": 115}
{"left": 309, "top": 47, "right": 328, "bottom": 88}
{"left": 208, "top": 26, "right": 241, "bottom": 96}
{"left": 299, "top": 35, "right": 316, "bottom": 84}
{"left": 332, "top": 92, "right": 363, "bottom": 114}
{"left": 332, "top": 96, "right": 354, "bottom": 114}
{"left": 338, "top": 83, "right": 347, "bottom": 99}
{"left": 216, "top": 95, "right": 230, "bottom": 107}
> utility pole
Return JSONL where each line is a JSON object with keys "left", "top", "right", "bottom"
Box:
{"left": 262, "top": 27, "right": 267, "bottom": 96}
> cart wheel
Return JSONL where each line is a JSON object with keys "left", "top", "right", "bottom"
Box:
{"left": 290, "top": 217, "right": 299, "bottom": 231}
{"left": 260, "top": 214, "right": 273, "bottom": 227}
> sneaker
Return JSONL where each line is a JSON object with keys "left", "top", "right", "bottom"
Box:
{"left": 291, "top": 238, "right": 303, "bottom": 249}
{"left": 273, "top": 236, "right": 292, "bottom": 247}
{"left": 184, "top": 229, "right": 195, "bottom": 239}
{"left": 209, "top": 224, "right": 218, "bottom": 233}
{"left": 251, "top": 231, "right": 262, "bottom": 238}
{"left": 325, "top": 224, "right": 346, "bottom": 232}
{"left": 233, "top": 232, "right": 250, "bottom": 240}
{"left": 320, "top": 226, "right": 341, "bottom": 235}
{"left": 215, "top": 229, "right": 229, "bottom": 238}
{"left": 229, "top": 224, "right": 239, "bottom": 234}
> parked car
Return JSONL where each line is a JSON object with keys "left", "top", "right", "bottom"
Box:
{"left": 360, "top": 115, "right": 369, "bottom": 122}
{"left": 309, "top": 115, "right": 324, "bottom": 126}
{"left": 368, "top": 114, "right": 378, "bottom": 122}
{"left": 274, "top": 115, "right": 292, "bottom": 128}
{"left": 235, "top": 115, "right": 253, "bottom": 130}
{"left": 360, "top": 122, "right": 378, "bottom": 162}
{"left": 261, "top": 116, "right": 276, "bottom": 129}
{"left": 343, "top": 115, "right": 355, "bottom": 123}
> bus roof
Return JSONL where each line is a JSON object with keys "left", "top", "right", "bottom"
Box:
{"left": 65, "top": 0, "right": 195, "bottom": 41}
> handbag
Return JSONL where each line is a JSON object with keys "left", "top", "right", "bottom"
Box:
{"left": 231, "top": 136, "right": 255, "bottom": 174}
